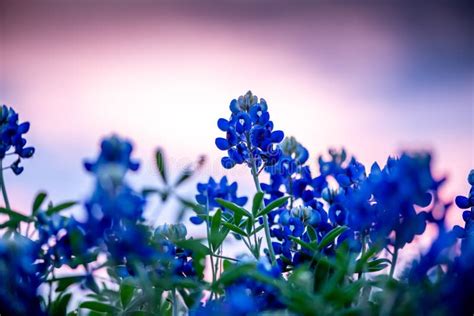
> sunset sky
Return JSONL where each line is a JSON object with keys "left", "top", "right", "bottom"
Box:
{"left": 1, "top": 0, "right": 472, "bottom": 248}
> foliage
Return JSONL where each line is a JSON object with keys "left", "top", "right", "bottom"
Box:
{"left": 0, "top": 95, "right": 472, "bottom": 315}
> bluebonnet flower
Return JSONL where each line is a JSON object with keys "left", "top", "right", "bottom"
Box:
{"left": 265, "top": 136, "right": 309, "bottom": 179}
{"left": 216, "top": 91, "right": 284, "bottom": 169}
{"left": 0, "top": 105, "right": 35, "bottom": 175}
{"left": 318, "top": 148, "right": 366, "bottom": 188}
{"left": 318, "top": 148, "right": 348, "bottom": 178}
{"left": 261, "top": 138, "right": 317, "bottom": 215}
{"left": 400, "top": 183, "right": 474, "bottom": 316}
{"left": 84, "top": 184, "right": 153, "bottom": 266}
{"left": 271, "top": 204, "right": 334, "bottom": 269}
{"left": 192, "top": 258, "right": 284, "bottom": 315}
{"left": 84, "top": 135, "right": 139, "bottom": 187}
{"left": 35, "top": 212, "right": 88, "bottom": 270}
{"left": 191, "top": 176, "right": 248, "bottom": 224}
{"left": 154, "top": 223, "right": 196, "bottom": 277}
{"left": 320, "top": 152, "right": 439, "bottom": 251}
{"left": 453, "top": 169, "right": 474, "bottom": 243}
{"left": 0, "top": 237, "right": 45, "bottom": 316}
{"left": 367, "top": 153, "right": 440, "bottom": 249}
{"left": 81, "top": 135, "right": 155, "bottom": 265}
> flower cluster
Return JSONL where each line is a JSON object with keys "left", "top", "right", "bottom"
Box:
{"left": 261, "top": 144, "right": 442, "bottom": 269}
{"left": 215, "top": 91, "right": 284, "bottom": 169}
{"left": 453, "top": 170, "right": 474, "bottom": 245}
{"left": 84, "top": 135, "right": 140, "bottom": 187}
{"left": 366, "top": 153, "right": 439, "bottom": 248}
{"left": 154, "top": 224, "right": 196, "bottom": 278}
{"left": 0, "top": 105, "right": 35, "bottom": 174}
{"left": 81, "top": 135, "right": 154, "bottom": 265}
{"left": 0, "top": 97, "right": 472, "bottom": 316}
{"left": 0, "top": 237, "right": 45, "bottom": 316}
{"left": 191, "top": 176, "right": 248, "bottom": 224}
{"left": 35, "top": 212, "right": 86, "bottom": 271}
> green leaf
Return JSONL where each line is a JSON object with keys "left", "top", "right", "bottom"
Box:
{"left": 32, "top": 191, "right": 47, "bottom": 215}
{"left": 214, "top": 198, "right": 251, "bottom": 218}
{"left": 155, "top": 149, "right": 168, "bottom": 184}
{"left": 250, "top": 224, "right": 264, "bottom": 236}
{"left": 120, "top": 281, "right": 135, "bottom": 308}
{"left": 45, "top": 201, "right": 77, "bottom": 216}
{"left": 214, "top": 263, "right": 255, "bottom": 287}
{"left": 307, "top": 226, "right": 317, "bottom": 242}
{"left": 356, "top": 258, "right": 391, "bottom": 273}
{"left": 257, "top": 196, "right": 289, "bottom": 217}
{"left": 79, "top": 301, "right": 120, "bottom": 313}
{"left": 177, "top": 196, "right": 206, "bottom": 214}
{"left": 245, "top": 218, "right": 253, "bottom": 235}
{"left": 289, "top": 236, "right": 317, "bottom": 251}
{"left": 0, "top": 207, "right": 32, "bottom": 223}
{"left": 172, "top": 277, "right": 201, "bottom": 289}
{"left": 222, "top": 222, "right": 248, "bottom": 237}
{"left": 51, "top": 293, "right": 72, "bottom": 316}
{"left": 175, "top": 239, "right": 210, "bottom": 255}
{"left": 210, "top": 209, "right": 228, "bottom": 251}
{"left": 317, "top": 226, "right": 348, "bottom": 251}
{"left": 232, "top": 210, "right": 243, "bottom": 226}
{"left": 125, "top": 312, "right": 157, "bottom": 316}
{"left": 211, "top": 209, "right": 222, "bottom": 237}
{"left": 54, "top": 275, "right": 85, "bottom": 292}
{"left": 252, "top": 192, "right": 264, "bottom": 217}
{"left": 173, "top": 167, "right": 193, "bottom": 187}
{"left": 175, "top": 239, "right": 209, "bottom": 279}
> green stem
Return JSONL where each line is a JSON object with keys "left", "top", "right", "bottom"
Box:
{"left": 357, "top": 235, "right": 366, "bottom": 280}
{"left": 0, "top": 160, "right": 11, "bottom": 210}
{"left": 172, "top": 288, "right": 178, "bottom": 316}
{"left": 212, "top": 253, "right": 239, "bottom": 262}
{"left": 251, "top": 221, "right": 259, "bottom": 257}
{"left": 389, "top": 246, "right": 399, "bottom": 278}
{"left": 246, "top": 148, "right": 276, "bottom": 265}
{"left": 289, "top": 177, "right": 294, "bottom": 209}
{"left": 205, "top": 201, "right": 216, "bottom": 300}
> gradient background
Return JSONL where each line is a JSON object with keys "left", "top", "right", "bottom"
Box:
{"left": 1, "top": 1, "right": 473, "bottom": 258}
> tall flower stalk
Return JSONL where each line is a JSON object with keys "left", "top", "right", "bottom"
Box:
{"left": 0, "top": 105, "right": 35, "bottom": 211}
{"left": 215, "top": 91, "right": 284, "bottom": 264}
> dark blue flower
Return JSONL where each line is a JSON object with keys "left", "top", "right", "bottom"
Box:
{"left": 197, "top": 259, "right": 285, "bottom": 314}
{"left": 453, "top": 170, "right": 474, "bottom": 244}
{"left": 0, "top": 237, "right": 45, "bottom": 316}
{"left": 192, "top": 176, "right": 248, "bottom": 224}
{"left": 35, "top": 213, "right": 88, "bottom": 269}
{"left": 216, "top": 91, "right": 284, "bottom": 169}
{"left": 84, "top": 135, "right": 140, "bottom": 187}
{"left": 80, "top": 135, "right": 157, "bottom": 265}
{"left": 0, "top": 105, "right": 35, "bottom": 175}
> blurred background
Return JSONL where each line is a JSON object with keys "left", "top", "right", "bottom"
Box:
{"left": 0, "top": 0, "right": 472, "bottom": 250}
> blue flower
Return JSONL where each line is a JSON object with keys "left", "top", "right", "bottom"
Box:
{"left": 216, "top": 91, "right": 284, "bottom": 169}
{"left": 153, "top": 224, "right": 196, "bottom": 278}
{"left": 80, "top": 135, "right": 157, "bottom": 265}
{"left": 453, "top": 169, "right": 474, "bottom": 243}
{"left": 368, "top": 153, "right": 440, "bottom": 248}
{"left": 191, "top": 176, "right": 248, "bottom": 224}
{"left": 35, "top": 213, "right": 87, "bottom": 270}
{"left": 196, "top": 258, "right": 285, "bottom": 315}
{"left": 0, "top": 105, "right": 35, "bottom": 175}
{"left": 84, "top": 135, "right": 140, "bottom": 187}
{"left": 266, "top": 136, "right": 309, "bottom": 177}
{"left": 0, "top": 237, "right": 45, "bottom": 316}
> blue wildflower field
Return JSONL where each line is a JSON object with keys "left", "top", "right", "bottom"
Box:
{"left": 0, "top": 91, "right": 473, "bottom": 315}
